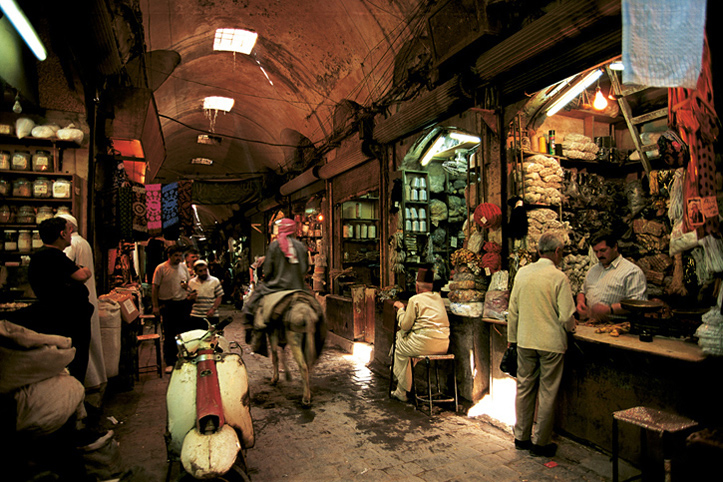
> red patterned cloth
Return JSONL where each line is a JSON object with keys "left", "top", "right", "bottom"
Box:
{"left": 670, "top": 36, "right": 720, "bottom": 236}
{"left": 277, "top": 218, "right": 297, "bottom": 260}
{"left": 146, "top": 184, "right": 162, "bottom": 236}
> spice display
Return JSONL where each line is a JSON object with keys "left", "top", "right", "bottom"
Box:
{"left": 0, "top": 205, "right": 12, "bottom": 223}
{"left": 18, "top": 230, "right": 32, "bottom": 253}
{"left": 32, "top": 150, "right": 52, "bottom": 172}
{"left": 561, "top": 133, "right": 599, "bottom": 161}
{"left": 36, "top": 206, "right": 54, "bottom": 224}
{"left": 11, "top": 150, "right": 31, "bottom": 171}
{"left": 0, "top": 151, "right": 10, "bottom": 170}
{"left": 52, "top": 178, "right": 71, "bottom": 198}
{"left": 521, "top": 154, "right": 563, "bottom": 205}
{"left": 12, "top": 178, "right": 32, "bottom": 197}
{"left": 4, "top": 230, "right": 18, "bottom": 251}
{"left": 33, "top": 177, "right": 53, "bottom": 198}
{"left": 16, "top": 206, "right": 35, "bottom": 224}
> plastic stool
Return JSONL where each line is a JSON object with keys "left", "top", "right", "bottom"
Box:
{"left": 135, "top": 315, "right": 164, "bottom": 379}
{"left": 410, "top": 354, "right": 458, "bottom": 416}
{"left": 612, "top": 406, "right": 698, "bottom": 482}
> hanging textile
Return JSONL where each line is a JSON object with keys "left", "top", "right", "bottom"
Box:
{"left": 119, "top": 185, "right": 133, "bottom": 240}
{"left": 622, "top": 0, "right": 707, "bottom": 89}
{"left": 162, "top": 182, "right": 179, "bottom": 229}
{"left": 669, "top": 36, "right": 720, "bottom": 236}
{"left": 146, "top": 184, "right": 163, "bottom": 237}
{"left": 132, "top": 185, "right": 148, "bottom": 237}
{"left": 177, "top": 180, "right": 193, "bottom": 235}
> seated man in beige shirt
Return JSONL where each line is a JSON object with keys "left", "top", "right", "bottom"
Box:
{"left": 391, "top": 268, "right": 450, "bottom": 402}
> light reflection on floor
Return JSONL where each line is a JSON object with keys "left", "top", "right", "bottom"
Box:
{"left": 467, "top": 375, "right": 517, "bottom": 427}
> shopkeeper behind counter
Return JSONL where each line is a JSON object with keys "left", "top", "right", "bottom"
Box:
{"left": 576, "top": 229, "right": 647, "bottom": 322}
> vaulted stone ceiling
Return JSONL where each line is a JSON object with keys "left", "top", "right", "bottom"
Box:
{"left": 138, "top": 0, "right": 434, "bottom": 184}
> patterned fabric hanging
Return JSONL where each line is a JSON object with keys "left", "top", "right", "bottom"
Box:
{"left": 119, "top": 185, "right": 133, "bottom": 240}
{"left": 132, "top": 185, "right": 148, "bottom": 237}
{"left": 146, "top": 184, "right": 163, "bottom": 237}
{"left": 177, "top": 180, "right": 193, "bottom": 235}
{"left": 669, "top": 36, "right": 720, "bottom": 236}
{"left": 162, "top": 182, "right": 179, "bottom": 229}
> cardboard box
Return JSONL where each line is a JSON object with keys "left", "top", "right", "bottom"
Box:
{"left": 112, "top": 293, "right": 140, "bottom": 324}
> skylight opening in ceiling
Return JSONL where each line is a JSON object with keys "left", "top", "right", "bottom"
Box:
{"left": 197, "top": 134, "right": 222, "bottom": 145}
{"left": 213, "top": 28, "right": 258, "bottom": 54}
{"left": 203, "top": 96, "right": 235, "bottom": 112}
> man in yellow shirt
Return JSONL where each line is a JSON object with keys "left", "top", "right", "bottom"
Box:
{"left": 508, "top": 232, "right": 576, "bottom": 458}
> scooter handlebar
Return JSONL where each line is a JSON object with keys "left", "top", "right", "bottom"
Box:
{"left": 214, "top": 316, "right": 234, "bottom": 332}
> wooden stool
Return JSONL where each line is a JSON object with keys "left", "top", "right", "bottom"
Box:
{"left": 410, "top": 354, "right": 458, "bottom": 416}
{"left": 612, "top": 406, "right": 698, "bottom": 482}
{"left": 135, "top": 314, "right": 164, "bottom": 379}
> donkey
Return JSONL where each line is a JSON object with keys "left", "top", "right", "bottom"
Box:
{"left": 250, "top": 290, "right": 327, "bottom": 407}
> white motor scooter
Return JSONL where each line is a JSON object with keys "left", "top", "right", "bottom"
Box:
{"left": 165, "top": 317, "right": 255, "bottom": 481}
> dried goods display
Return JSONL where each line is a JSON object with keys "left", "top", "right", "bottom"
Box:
{"left": 521, "top": 154, "right": 564, "bottom": 205}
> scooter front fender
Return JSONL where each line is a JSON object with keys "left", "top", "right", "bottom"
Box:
{"left": 181, "top": 424, "right": 240, "bottom": 479}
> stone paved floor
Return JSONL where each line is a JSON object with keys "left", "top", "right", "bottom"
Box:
{"left": 102, "top": 306, "right": 636, "bottom": 481}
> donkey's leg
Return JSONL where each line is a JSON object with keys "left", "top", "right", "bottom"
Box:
{"left": 269, "top": 332, "right": 280, "bottom": 385}
{"left": 288, "top": 331, "right": 311, "bottom": 407}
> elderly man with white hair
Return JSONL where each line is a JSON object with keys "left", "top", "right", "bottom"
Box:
{"left": 55, "top": 213, "right": 106, "bottom": 392}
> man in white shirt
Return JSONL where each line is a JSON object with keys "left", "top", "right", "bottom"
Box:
{"left": 55, "top": 213, "right": 106, "bottom": 391}
{"left": 188, "top": 259, "right": 224, "bottom": 327}
{"left": 576, "top": 229, "right": 647, "bottom": 321}
{"left": 152, "top": 245, "right": 191, "bottom": 370}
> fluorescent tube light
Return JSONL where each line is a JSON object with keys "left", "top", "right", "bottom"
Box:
{"left": 0, "top": 0, "right": 47, "bottom": 60}
{"left": 420, "top": 137, "right": 446, "bottom": 166}
{"left": 213, "top": 28, "right": 258, "bottom": 54}
{"left": 203, "top": 96, "right": 234, "bottom": 112}
{"left": 546, "top": 69, "right": 603, "bottom": 116}
{"left": 609, "top": 61, "right": 625, "bottom": 71}
{"left": 449, "top": 132, "right": 481, "bottom": 144}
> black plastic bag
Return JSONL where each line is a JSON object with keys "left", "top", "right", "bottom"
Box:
{"left": 500, "top": 345, "right": 517, "bottom": 377}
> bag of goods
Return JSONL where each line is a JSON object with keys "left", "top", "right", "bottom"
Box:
{"left": 0, "top": 320, "right": 75, "bottom": 394}
{"left": 448, "top": 289, "right": 485, "bottom": 303}
{"left": 57, "top": 124, "right": 84, "bottom": 144}
{"left": 482, "top": 290, "right": 509, "bottom": 320}
{"left": 15, "top": 117, "right": 35, "bottom": 139}
{"left": 31, "top": 124, "right": 60, "bottom": 139}
{"left": 14, "top": 372, "right": 85, "bottom": 435}
{"left": 473, "top": 203, "right": 502, "bottom": 229}
{"left": 467, "top": 229, "right": 483, "bottom": 253}
{"left": 450, "top": 302, "right": 485, "bottom": 317}
{"left": 429, "top": 199, "right": 448, "bottom": 225}
{"left": 449, "top": 280, "right": 475, "bottom": 290}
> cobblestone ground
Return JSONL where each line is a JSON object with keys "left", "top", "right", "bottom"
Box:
{"left": 103, "top": 306, "right": 634, "bottom": 482}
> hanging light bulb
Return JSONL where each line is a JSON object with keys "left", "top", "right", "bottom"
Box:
{"left": 593, "top": 86, "right": 608, "bottom": 110}
{"left": 13, "top": 94, "right": 22, "bottom": 114}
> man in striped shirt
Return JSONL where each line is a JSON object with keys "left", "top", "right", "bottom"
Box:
{"left": 188, "top": 259, "right": 225, "bottom": 327}
{"left": 576, "top": 230, "right": 647, "bottom": 321}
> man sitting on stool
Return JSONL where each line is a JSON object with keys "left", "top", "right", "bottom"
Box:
{"left": 391, "top": 268, "right": 450, "bottom": 402}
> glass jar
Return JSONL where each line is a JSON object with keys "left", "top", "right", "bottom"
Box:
{"left": 17, "top": 205, "right": 35, "bottom": 224}
{"left": 36, "top": 206, "right": 54, "bottom": 224}
{"left": 0, "top": 178, "right": 10, "bottom": 196}
{"left": 11, "top": 150, "right": 31, "bottom": 171}
{"left": 32, "top": 230, "right": 42, "bottom": 250}
{"left": 18, "top": 230, "right": 32, "bottom": 253}
{"left": 12, "top": 178, "right": 32, "bottom": 197}
{"left": 0, "top": 205, "right": 12, "bottom": 223}
{"left": 56, "top": 205, "right": 71, "bottom": 216}
{"left": 33, "top": 177, "right": 53, "bottom": 198}
{"left": 52, "top": 178, "right": 71, "bottom": 198}
{"left": 0, "top": 151, "right": 10, "bottom": 170}
{"left": 4, "top": 230, "right": 18, "bottom": 251}
{"left": 32, "top": 150, "right": 52, "bottom": 172}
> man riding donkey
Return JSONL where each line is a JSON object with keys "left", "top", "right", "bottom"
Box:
{"left": 242, "top": 217, "right": 326, "bottom": 407}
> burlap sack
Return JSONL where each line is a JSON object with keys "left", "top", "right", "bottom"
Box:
{"left": 0, "top": 320, "right": 75, "bottom": 394}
